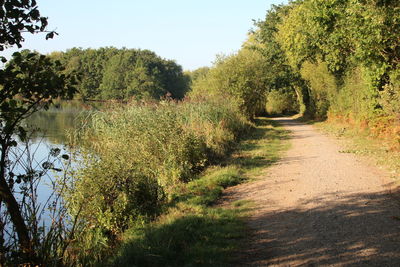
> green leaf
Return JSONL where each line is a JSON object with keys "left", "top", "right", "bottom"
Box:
{"left": 50, "top": 147, "right": 61, "bottom": 157}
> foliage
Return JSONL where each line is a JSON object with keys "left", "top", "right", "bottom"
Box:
{"left": 51, "top": 47, "right": 119, "bottom": 99}
{"left": 265, "top": 88, "right": 299, "bottom": 115}
{"left": 254, "top": 5, "right": 299, "bottom": 89}
{"left": 276, "top": 0, "right": 352, "bottom": 74}
{"left": 112, "top": 167, "right": 246, "bottom": 266}
{"left": 267, "top": 0, "right": 400, "bottom": 124}
{"left": 380, "top": 69, "right": 400, "bottom": 116}
{"left": 250, "top": 5, "right": 303, "bottom": 116}
{"left": 109, "top": 118, "right": 290, "bottom": 267}
{"left": 0, "top": 2, "right": 76, "bottom": 263}
{"left": 49, "top": 47, "right": 190, "bottom": 101}
{"left": 0, "top": 50, "right": 75, "bottom": 264}
{"left": 2, "top": 143, "right": 76, "bottom": 266}
{"left": 346, "top": 0, "right": 400, "bottom": 86}
{"left": 65, "top": 97, "right": 251, "bottom": 264}
{"left": 329, "top": 67, "right": 373, "bottom": 119}
{"left": 299, "top": 59, "right": 338, "bottom": 119}
{"left": 190, "top": 48, "right": 271, "bottom": 118}
{"left": 0, "top": 49, "right": 76, "bottom": 151}
{"left": 191, "top": 4, "right": 305, "bottom": 118}
{"left": 185, "top": 66, "right": 210, "bottom": 85}
{"left": 0, "top": 0, "right": 56, "bottom": 53}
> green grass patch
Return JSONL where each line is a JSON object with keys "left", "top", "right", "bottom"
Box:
{"left": 110, "top": 204, "right": 250, "bottom": 267}
{"left": 108, "top": 117, "right": 290, "bottom": 266}
{"left": 171, "top": 166, "right": 244, "bottom": 206}
{"left": 232, "top": 117, "right": 291, "bottom": 177}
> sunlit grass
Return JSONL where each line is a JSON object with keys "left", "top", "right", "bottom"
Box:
{"left": 232, "top": 118, "right": 291, "bottom": 178}
{"left": 109, "top": 117, "right": 290, "bottom": 266}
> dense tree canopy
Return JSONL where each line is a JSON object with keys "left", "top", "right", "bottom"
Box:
{"left": 191, "top": 0, "right": 399, "bottom": 135}
{"left": 272, "top": 0, "right": 400, "bottom": 120}
{"left": 49, "top": 47, "right": 190, "bottom": 101}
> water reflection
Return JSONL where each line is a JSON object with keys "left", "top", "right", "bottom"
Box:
{"left": 3, "top": 101, "right": 105, "bottom": 245}
{"left": 25, "top": 100, "right": 100, "bottom": 144}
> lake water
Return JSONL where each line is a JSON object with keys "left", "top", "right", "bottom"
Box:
{"left": 23, "top": 101, "right": 94, "bottom": 194}
{"left": 26, "top": 100, "right": 103, "bottom": 144}
{"left": 4, "top": 101, "right": 102, "bottom": 242}
{"left": 21, "top": 100, "right": 105, "bottom": 193}
{"left": 3, "top": 100, "right": 124, "bottom": 247}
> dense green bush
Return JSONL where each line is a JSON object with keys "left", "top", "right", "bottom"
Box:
{"left": 299, "top": 60, "right": 338, "bottom": 119}
{"left": 265, "top": 88, "right": 299, "bottom": 115}
{"left": 381, "top": 69, "right": 400, "bottom": 117}
{"left": 65, "top": 98, "right": 250, "bottom": 263}
{"left": 189, "top": 49, "right": 271, "bottom": 119}
{"left": 328, "top": 67, "right": 375, "bottom": 120}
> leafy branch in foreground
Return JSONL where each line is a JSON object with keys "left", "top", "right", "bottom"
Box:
{"left": 0, "top": 50, "right": 75, "bottom": 264}
{"left": 0, "top": 0, "right": 57, "bottom": 52}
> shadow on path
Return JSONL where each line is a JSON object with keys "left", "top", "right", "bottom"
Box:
{"left": 240, "top": 190, "right": 400, "bottom": 266}
{"left": 233, "top": 117, "right": 400, "bottom": 266}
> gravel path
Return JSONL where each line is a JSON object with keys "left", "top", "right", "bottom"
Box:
{"left": 226, "top": 117, "right": 400, "bottom": 266}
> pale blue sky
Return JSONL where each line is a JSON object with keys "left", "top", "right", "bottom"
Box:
{"left": 4, "top": 0, "right": 286, "bottom": 70}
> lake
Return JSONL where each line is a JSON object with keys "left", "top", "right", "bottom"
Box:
{"left": 3, "top": 101, "right": 104, "bottom": 243}
{"left": 26, "top": 100, "right": 104, "bottom": 144}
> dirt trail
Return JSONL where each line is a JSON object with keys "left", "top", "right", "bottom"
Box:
{"left": 226, "top": 117, "right": 400, "bottom": 266}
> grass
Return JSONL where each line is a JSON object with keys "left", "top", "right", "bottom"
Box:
{"left": 314, "top": 120, "right": 400, "bottom": 181}
{"left": 232, "top": 118, "right": 291, "bottom": 177}
{"left": 108, "top": 117, "right": 290, "bottom": 266}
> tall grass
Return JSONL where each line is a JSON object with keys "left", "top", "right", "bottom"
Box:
{"left": 111, "top": 166, "right": 248, "bottom": 267}
{"left": 64, "top": 97, "right": 251, "bottom": 264}
{"left": 109, "top": 118, "right": 290, "bottom": 267}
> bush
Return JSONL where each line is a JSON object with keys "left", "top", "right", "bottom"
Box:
{"left": 65, "top": 97, "right": 251, "bottom": 264}
{"left": 265, "top": 88, "right": 299, "bottom": 115}
{"left": 329, "top": 67, "right": 380, "bottom": 121}
{"left": 380, "top": 69, "right": 400, "bottom": 117}
{"left": 300, "top": 60, "right": 338, "bottom": 119}
{"left": 110, "top": 166, "right": 246, "bottom": 267}
{"left": 189, "top": 49, "right": 270, "bottom": 119}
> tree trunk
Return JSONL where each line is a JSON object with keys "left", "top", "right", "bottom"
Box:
{"left": 0, "top": 144, "right": 34, "bottom": 262}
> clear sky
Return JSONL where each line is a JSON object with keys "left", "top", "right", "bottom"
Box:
{"left": 4, "top": 0, "right": 287, "bottom": 70}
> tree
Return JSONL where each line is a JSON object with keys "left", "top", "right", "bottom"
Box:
{"left": 0, "top": 0, "right": 56, "bottom": 54}
{"left": 0, "top": 50, "right": 75, "bottom": 265}
{"left": 53, "top": 47, "right": 120, "bottom": 99}
{"left": 99, "top": 49, "right": 189, "bottom": 100}
{"left": 0, "top": 1, "right": 74, "bottom": 264}
{"left": 255, "top": 4, "right": 306, "bottom": 115}
{"left": 186, "top": 67, "right": 210, "bottom": 86}
{"left": 273, "top": 0, "right": 400, "bottom": 119}
{"left": 190, "top": 48, "right": 270, "bottom": 118}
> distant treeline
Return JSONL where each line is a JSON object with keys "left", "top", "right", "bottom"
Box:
{"left": 47, "top": 47, "right": 190, "bottom": 100}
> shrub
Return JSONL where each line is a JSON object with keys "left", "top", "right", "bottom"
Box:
{"left": 65, "top": 97, "right": 251, "bottom": 263}
{"left": 329, "top": 67, "right": 380, "bottom": 121}
{"left": 265, "top": 88, "right": 299, "bottom": 115}
{"left": 380, "top": 69, "right": 400, "bottom": 118}
{"left": 189, "top": 49, "right": 270, "bottom": 119}
{"left": 300, "top": 60, "right": 338, "bottom": 119}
